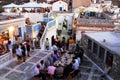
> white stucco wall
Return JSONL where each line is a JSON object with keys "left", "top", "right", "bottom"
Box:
{"left": 23, "top": 13, "right": 43, "bottom": 23}
{"left": 46, "top": 27, "right": 57, "bottom": 47}
{"left": 40, "top": 20, "right": 57, "bottom": 49}
{"left": 41, "top": 26, "right": 57, "bottom": 50}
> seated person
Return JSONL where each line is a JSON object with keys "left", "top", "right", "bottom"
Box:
{"left": 70, "top": 59, "right": 80, "bottom": 77}
{"left": 73, "top": 57, "right": 80, "bottom": 68}
{"left": 57, "top": 49, "right": 62, "bottom": 57}
{"left": 63, "top": 63, "right": 73, "bottom": 78}
{"left": 54, "top": 64, "right": 64, "bottom": 78}
{"left": 47, "top": 65, "right": 56, "bottom": 76}
{"left": 33, "top": 64, "right": 46, "bottom": 80}
{"left": 39, "top": 60, "right": 45, "bottom": 71}
{"left": 47, "top": 65, "right": 56, "bottom": 79}
{"left": 53, "top": 52, "right": 59, "bottom": 62}
{"left": 49, "top": 54, "right": 54, "bottom": 65}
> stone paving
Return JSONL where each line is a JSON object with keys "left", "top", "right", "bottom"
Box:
{"left": 0, "top": 49, "right": 53, "bottom": 80}
{"left": 0, "top": 49, "right": 108, "bottom": 80}
{"left": 74, "top": 56, "right": 105, "bottom": 80}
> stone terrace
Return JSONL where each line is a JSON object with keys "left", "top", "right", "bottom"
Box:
{"left": 0, "top": 49, "right": 107, "bottom": 80}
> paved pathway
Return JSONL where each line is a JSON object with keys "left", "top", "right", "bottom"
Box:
{"left": 77, "top": 56, "right": 104, "bottom": 80}
{"left": 0, "top": 49, "right": 107, "bottom": 80}
{"left": 0, "top": 49, "right": 53, "bottom": 80}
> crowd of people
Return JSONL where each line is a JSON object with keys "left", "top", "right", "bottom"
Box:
{"left": 33, "top": 35, "right": 84, "bottom": 80}
{"left": 0, "top": 36, "right": 33, "bottom": 63}
{"left": 13, "top": 40, "right": 32, "bottom": 62}
{"left": 44, "top": 35, "right": 75, "bottom": 51}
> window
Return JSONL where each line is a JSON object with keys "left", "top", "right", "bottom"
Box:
{"left": 93, "top": 42, "right": 98, "bottom": 54}
{"left": 105, "top": 52, "right": 113, "bottom": 67}
{"left": 88, "top": 39, "right": 92, "bottom": 50}
{"left": 99, "top": 46, "right": 105, "bottom": 60}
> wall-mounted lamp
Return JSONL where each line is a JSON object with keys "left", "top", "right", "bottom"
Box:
{"left": 9, "top": 26, "right": 14, "bottom": 32}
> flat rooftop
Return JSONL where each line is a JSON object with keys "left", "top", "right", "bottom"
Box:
{"left": 84, "top": 32, "right": 120, "bottom": 56}
{"left": 0, "top": 15, "right": 22, "bottom": 21}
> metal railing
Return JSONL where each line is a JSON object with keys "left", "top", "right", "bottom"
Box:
{"left": 40, "top": 19, "right": 56, "bottom": 48}
{"left": 77, "top": 18, "right": 114, "bottom": 26}
{"left": 43, "top": 12, "right": 53, "bottom": 18}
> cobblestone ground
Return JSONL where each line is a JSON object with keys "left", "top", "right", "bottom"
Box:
{"left": 0, "top": 49, "right": 107, "bottom": 80}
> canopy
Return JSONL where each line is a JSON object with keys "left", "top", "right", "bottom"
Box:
{"left": 75, "top": 6, "right": 86, "bottom": 13}
{"left": 40, "top": 2, "right": 52, "bottom": 8}
{"left": 22, "top": 2, "right": 42, "bottom": 8}
{"left": 3, "top": 3, "right": 19, "bottom": 8}
{"left": 2, "top": 2, "right": 52, "bottom": 8}
{"left": 85, "top": 7, "right": 99, "bottom": 12}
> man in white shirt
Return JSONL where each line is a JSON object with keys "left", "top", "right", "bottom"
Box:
{"left": 72, "top": 57, "right": 79, "bottom": 70}
{"left": 39, "top": 60, "right": 45, "bottom": 71}
{"left": 52, "top": 44, "right": 58, "bottom": 54}
{"left": 34, "top": 64, "right": 40, "bottom": 77}
{"left": 70, "top": 58, "right": 80, "bottom": 77}
{"left": 72, "top": 59, "right": 79, "bottom": 70}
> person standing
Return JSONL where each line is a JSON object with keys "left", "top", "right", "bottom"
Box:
{"left": 51, "top": 36, "right": 55, "bottom": 46}
{"left": 0, "top": 41, "right": 5, "bottom": 55}
{"left": 55, "top": 36, "right": 60, "bottom": 48}
{"left": 52, "top": 43, "right": 58, "bottom": 54}
{"left": 8, "top": 40, "right": 13, "bottom": 56}
{"left": 45, "top": 38, "right": 49, "bottom": 50}
{"left": 26, "top": 40, "right": 30, "bottom": 57}
{"left": 68, "top": 36, "right": 74, "bottom": 51}
{"left": 76, "top": 41, "right": 81, "bottom": 52}
{"left": 20, "top": 43, "right": 26, "bottom": 62}
{"left": 61, "top": 36, "right": 66, "bottom": 49}
{"left": 3, "top": 39, "right": 8, "bottom": 53}
{"left": 12, "top": 41, "right": 17, "bottom": 57}
{"left": 16, "top": 44, "right": 22, "bottom": 62}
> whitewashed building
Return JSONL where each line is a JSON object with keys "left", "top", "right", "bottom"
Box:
{"left": 0, "top": 16, "right": 25, "bottom": 42}
{"left": 52, "top": 0, "right": 68, "bottom": 12}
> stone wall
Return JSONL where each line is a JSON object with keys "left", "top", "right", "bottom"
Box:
{"left": 73, "top": 0, "right": 91, "bottom": 8}
{"left": 110, "top": 54, "right": 120, "bottom": 80}
{"left": 0, "top": 52, "right": 13, "bottom": 69}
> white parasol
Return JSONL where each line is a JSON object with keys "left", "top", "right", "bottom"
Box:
{"left": 3, "top": 3, "right": 19, "bottom": 8}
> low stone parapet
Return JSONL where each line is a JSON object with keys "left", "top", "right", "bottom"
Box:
{"left": 0, "top": 52, "right": 14, "bottom": 69}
